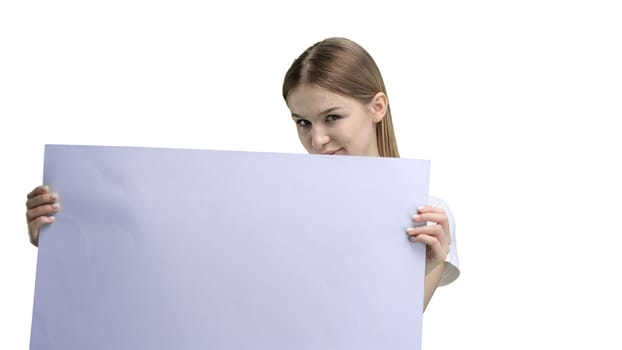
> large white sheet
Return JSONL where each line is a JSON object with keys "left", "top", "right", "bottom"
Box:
{"left": 31, "top": 145, "right": 430, "bottom": 350}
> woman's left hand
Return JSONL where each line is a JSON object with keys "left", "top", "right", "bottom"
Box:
{"left": 406, "top": 205, "right": 451, "bottom": 274}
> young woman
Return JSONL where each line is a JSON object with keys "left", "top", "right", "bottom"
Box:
{"left": 25, "top": 37, "right": 459, "bottom": 310}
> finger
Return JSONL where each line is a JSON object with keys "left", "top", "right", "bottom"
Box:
{"left": 26, "top": 203, "right": 61, "bottom": 221}
{"left": 406, "top": 225, "right": 450, "bottom": 248}
{"left": 406, "top": 225, "right": 446, "bottom": 241}
{"left": 409, "top": 233, "right": 445, "bottom": 260}
{"left": 27, "top": 185, "right": 50, "bottom": 200}
{"left": 416, "top": 205, "right": 446, "bottom": 214}
{"left": 412, "top": 212, "right": 448, "bottom": 226}
{"left": 406, "top": 224, "right": 442, "bottom": 236}
{"left": 26, "top": 192, "right": 59, "bottom": 209}
{"left": 409, "top": 232, "right": 449, "bottom": 264}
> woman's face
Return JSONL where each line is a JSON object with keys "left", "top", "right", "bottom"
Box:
{"left": 286, "top": 84, "right": 387, "bottom": 157}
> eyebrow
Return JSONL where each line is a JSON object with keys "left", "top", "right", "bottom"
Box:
{"left": 291, "top": 107, "right": 341, "bottom": 119}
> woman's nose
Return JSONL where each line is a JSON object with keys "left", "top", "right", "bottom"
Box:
{"left": 311, "top": 126, "right": 330, "bottom": 151}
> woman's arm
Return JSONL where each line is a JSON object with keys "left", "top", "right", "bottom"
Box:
{"left": 406, "top": 205, "right": 452, "bottom": 311}
{"left": 25, "top": 185, "right": 60, "bottom": 246}
{"left": 423, "top": 261, "right": 446, "bottom": 310}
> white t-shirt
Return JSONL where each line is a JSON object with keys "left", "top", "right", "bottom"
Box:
{"left": 428, "top": 196, "right": 460, "bottom": 286}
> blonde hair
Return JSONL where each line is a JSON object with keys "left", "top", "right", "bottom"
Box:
{"left": 282, "top": 37, "right": 400, "bottom": 158}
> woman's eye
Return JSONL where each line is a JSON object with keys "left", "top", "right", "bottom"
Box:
{"left": 296, "top": 119, "right": 311, "bottom": 127}
{"left": 326, "top": 114, "right": 341, "bottom": 122}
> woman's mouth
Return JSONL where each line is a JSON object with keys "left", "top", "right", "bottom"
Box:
{"left": 322, "top": 148, "right": 344, "bottom": 155}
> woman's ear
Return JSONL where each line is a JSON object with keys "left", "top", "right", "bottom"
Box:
{"left": 369, "top": 92, "right": 388, "bottom": 124}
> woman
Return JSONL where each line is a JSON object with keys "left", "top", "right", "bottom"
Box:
{"left": 26, "top": 37, "right": 459, "bottom": 310}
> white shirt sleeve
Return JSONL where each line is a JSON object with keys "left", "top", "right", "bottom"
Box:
{"left": 427, "top": 196, "right": 460, "bottom": 286}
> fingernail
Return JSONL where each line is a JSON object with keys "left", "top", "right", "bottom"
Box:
{"left": 405, "top": 227, "right": 415, "bottom": 233}
{"left": 49, "top": 216, "right": 55, "bottom": 221}
{"left": 412, "top": 214, "right": 421, "bottom": 221}
{"left": 52, "top": 203, "right": 60, "bottom": 209}
{"left": 43, "top": 185, "right": 49, "bottom": 191}
{"left": 51, "top": 193, "right": 58, "bottom": 200}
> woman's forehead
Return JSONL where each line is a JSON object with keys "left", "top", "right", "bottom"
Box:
{"left": 287, "top": 85, "right": 358, "bottom": 113}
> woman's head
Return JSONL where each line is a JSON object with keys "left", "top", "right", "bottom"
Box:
{"left": 283, "top": 37, "right": 400, "bottom": 158}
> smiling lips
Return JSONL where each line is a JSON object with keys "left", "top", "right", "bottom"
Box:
{"left": 322, "top": 148, "right": 344, "bottom": 155}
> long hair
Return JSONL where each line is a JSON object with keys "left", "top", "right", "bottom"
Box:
{"left": 282, "top": 37, "right": 400, "bottom": 158}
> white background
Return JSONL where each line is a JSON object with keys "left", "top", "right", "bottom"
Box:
{"left": 1, "top": 0, "right": 621, "bottom": 349}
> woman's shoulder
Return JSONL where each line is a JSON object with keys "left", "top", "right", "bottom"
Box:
{"left": 427, "top": 196, "right": 452, "bottom": 212}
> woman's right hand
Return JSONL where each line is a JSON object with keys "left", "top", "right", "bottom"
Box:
{"left": 25, "top": 185, "right": 60, "bottom": 246}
